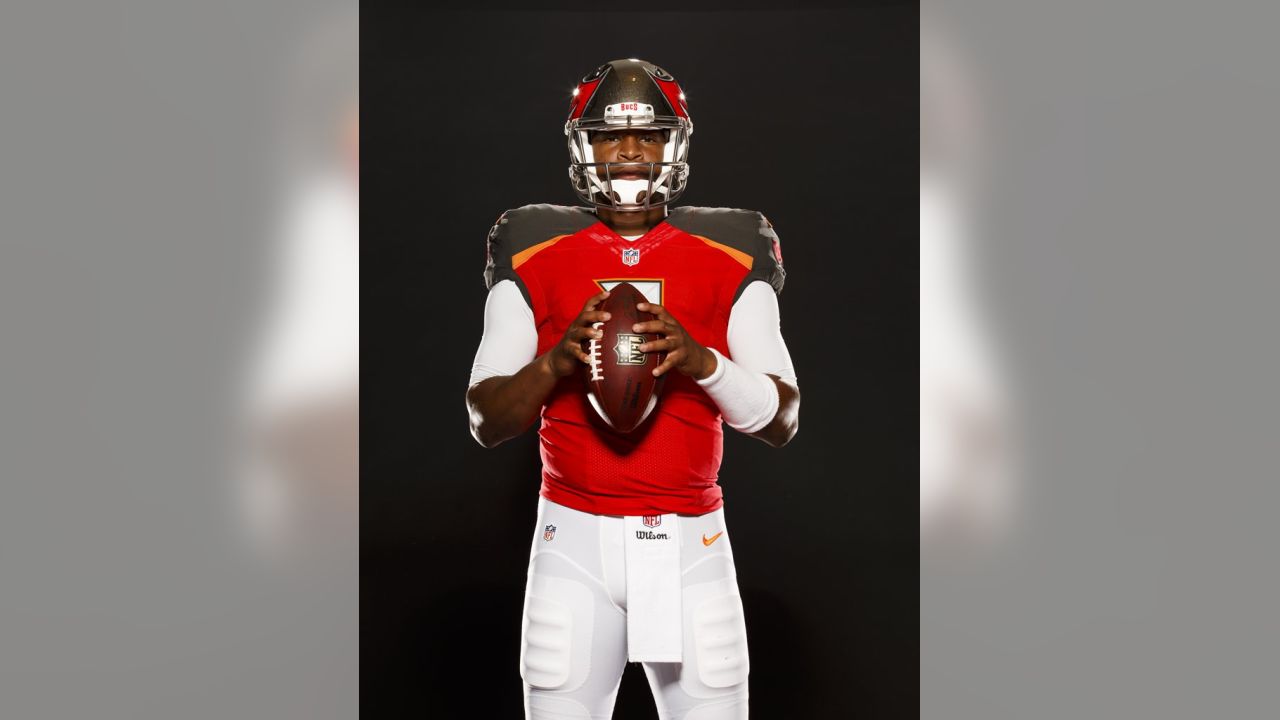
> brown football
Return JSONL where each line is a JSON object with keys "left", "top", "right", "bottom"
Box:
{"left": 582, "top": 282, "right": 666, "bottom": 433}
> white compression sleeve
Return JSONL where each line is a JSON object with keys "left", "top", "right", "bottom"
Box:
{"left": 696, "top": 349, "right": 779, "bottom": 433}
{"left": 725, "top": 281, "right": 797, "bottom": 382}
{"left": 695, "top": 281, "right": 798, "bottom": 433}
{"left": 468, "top": 279, "right": 538, "bottom": 387}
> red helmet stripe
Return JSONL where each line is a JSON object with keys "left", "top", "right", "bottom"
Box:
{"left": 650, "top": 76, "right": 689, "bottom": 119}
{"left": 567, "top": 77, "right": 603, "bottom": 121}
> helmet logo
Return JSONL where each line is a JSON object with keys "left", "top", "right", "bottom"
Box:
{"left": 604, "top": 102, "right": 654, "bottom": 124}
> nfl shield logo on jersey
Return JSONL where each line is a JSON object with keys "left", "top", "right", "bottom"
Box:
{"left": 642, "top": 515, "right": 661, "bottom": 528}
{"left": 543, "top": 524, "right": 556, "bottom": 541}
{"left": 622, "top": 247, "right": 640, "bottom": 266}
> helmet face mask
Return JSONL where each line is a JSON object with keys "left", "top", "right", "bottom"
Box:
{"left": 567, "top": 125, "right": 691, "bottom": 211}
{"left": 565, "top": 59, "right": 693, "bottom": 212}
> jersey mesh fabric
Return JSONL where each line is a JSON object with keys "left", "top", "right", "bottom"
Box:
{"left": 518, "top": 220, "right": 748, "bottom": 516}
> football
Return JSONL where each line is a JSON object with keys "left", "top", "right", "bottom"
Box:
{"left": 582, "top": 282, "right": 666, "bottom": 433}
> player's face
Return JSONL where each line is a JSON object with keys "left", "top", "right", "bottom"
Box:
{"left": 589, "top": 129, "right": 668, "bottom": 180}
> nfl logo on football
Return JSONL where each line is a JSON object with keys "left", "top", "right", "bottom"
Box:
{"left": 622, "top": 247, "right": 640, "bottom": 266}
{"left": 543, "top": 524, "right": 556, "bottom": 542}
{"left": 642, "top": 515, "right": 661, "bottom": 528}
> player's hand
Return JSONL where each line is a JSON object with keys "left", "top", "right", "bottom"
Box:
{"left": 633, "top": 303, "right": 717, "bottom": 380}
{"left": 545, "top": 290, "right": 612, "bottom": 378}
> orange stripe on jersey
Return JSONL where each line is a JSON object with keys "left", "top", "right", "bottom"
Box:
{"left": 691, "top": 234, "right": 754, "bottom": 270}
{"left": 512, "top": 235, "right": 569, "bottom": 269}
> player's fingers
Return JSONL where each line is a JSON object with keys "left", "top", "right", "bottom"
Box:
{"left": 631, "top": 319, "right": 666, "bottom": 334}
{"left": 583, "top": 290, "right": 610, "bottom": 311}
{"left": 563, "top": 334, "right": 594, "bottom": 358}
{"left": 578, "top": 311, "right": 611, "bottom": 325}
{"left": 640, "top": 302, "right": 676, "bottom": 325}
{"left": 639, "top": 338, "right": 674, "bottom": 353}
{"left": 637, "top": 320, "right": 681, "bottom": 339}
{"left": 570, "top": 324, "right": 602, "bottom": 342}
{"left": 653, "top": 349, "right": 680, "bottom": 377}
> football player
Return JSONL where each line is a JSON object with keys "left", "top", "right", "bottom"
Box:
{"left": 466, "top": 59, "right": 799, "bottom": 720}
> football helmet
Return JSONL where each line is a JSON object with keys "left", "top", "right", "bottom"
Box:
{"left": 566, "top": 59, "right": 692, "bottom": 211}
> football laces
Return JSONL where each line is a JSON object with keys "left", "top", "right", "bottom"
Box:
{"left": 587, "top": 322, "right": 604, "bottom": 382}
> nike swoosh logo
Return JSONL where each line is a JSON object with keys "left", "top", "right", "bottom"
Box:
{"left": 702, "top": 531, "right": 724, "bottom": 547}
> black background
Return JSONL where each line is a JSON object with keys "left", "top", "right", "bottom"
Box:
{"left": 364, "top": 6, "right": 917, "bottom": 717}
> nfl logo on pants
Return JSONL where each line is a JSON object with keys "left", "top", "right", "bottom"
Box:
{"left": 642, "top": 515, "right": 661, "bottom": 528}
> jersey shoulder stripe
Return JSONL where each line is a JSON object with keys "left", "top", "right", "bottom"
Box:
{"left": 690, "top": 234, "right": 754, "bottom": 270}
{"left": 512, "top": 234, "right": 570, "bottom": 269}
{"left": 484, "top": 204, "right": 598, "bottom": 304}
{"left": 666, "top": 206, "right": 785, "bottom": 299}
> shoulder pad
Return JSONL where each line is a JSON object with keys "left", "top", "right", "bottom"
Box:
{"left": 484, "top": 204, "right": 597, "bottom": 296}
{"left": 666, "top": 207, "right": 785, "bottom": 298}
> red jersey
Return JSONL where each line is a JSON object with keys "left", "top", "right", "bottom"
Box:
{"left": 484, "top": 205, "right": 785, "bottom": 516}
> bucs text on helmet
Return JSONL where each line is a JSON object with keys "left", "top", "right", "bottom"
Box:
{"left": 565, "top": 59, "right": 692, "bottom": 211}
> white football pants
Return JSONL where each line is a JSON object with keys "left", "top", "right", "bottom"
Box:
{"left": 521, "top": 497, "right": 750, "bottom": 719}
